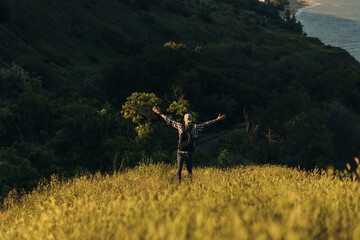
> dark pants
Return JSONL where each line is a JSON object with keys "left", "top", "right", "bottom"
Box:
{"left": 177, "top": 151, "right": 193, "bottom": 181}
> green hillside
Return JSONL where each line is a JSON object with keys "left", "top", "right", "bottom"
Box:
{"left": 1, "top": 164, "right": 360, "bottom": 239}
{"left": 1, "top": 0, "right": 360, "bottom": 197}
{"left": 1, "top": 0, "right": 357, "bottom": 79}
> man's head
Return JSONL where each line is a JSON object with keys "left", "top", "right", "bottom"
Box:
{"left": 184, "top": 113, "right": 192, "bottom": 125}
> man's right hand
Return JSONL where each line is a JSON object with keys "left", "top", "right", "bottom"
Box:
{"left": 152, "top": 106, "right": 161, "bottom": 114}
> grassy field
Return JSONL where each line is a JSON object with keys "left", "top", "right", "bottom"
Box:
{"left": 1, "top": 163, "right": 360, "bottom": 240}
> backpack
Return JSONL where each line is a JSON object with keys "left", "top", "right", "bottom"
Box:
{"left": 178, "top": 125, "right": 195, "bottom": 151}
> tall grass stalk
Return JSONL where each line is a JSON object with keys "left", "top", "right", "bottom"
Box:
{"left": 1, "top": 163, "right": 360, "bottom": 239}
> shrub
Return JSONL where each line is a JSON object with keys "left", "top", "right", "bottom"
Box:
{"left": 0, "top": 63, "right": 28, "bottom": 99}
{"left": 0, "top": 145, "right": 39, "bottom": 197}
{"left": 17, "top": 55, "right": 56, "bottom": 89}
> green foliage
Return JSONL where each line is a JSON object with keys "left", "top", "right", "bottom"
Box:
{"left": 99, "top": 46, "right": 195, "bottom": 107}
{"left": 17, "top": 77, "right": 53, "bottom": 144}
{"left": 98, "top": 136, "right": 143, "bottom": 170}
{"left": 281, "top": 11, "right": 303, "bottom": 33}
{"left": 167, "top": 98, "right": 190, "bottom": 118}
{"left": 0, "top": 0, "right": 360, "bottom": 198}
{"left": 166, "top": 97, "right": 198, "bottom": 123}
{"left": 49, "top": 99, "right": 122, "bottom": 172}
{"left": 121, "top": 92, "right": 161, "bottom": 141}
{"left": 218, "top": 129, "right": 247, "bottom": 162}
{"left": 322, "top": 102, "right": 360, "bottom": 166}
{"left": 135, "top": 122, "right": 153, "bottom": 141}
{"left": 17, "top": 55, "right": 56, "bottom": 89}
{"left": 0, "top": 145, "right": 40, "bottom": 196}
{"left": 218, "top": 128, "right": 272, "bottom": 166}
{"left": 122, "top": 92, "right": 161, "bottom": 124}
{"left": 0, "top": 63, "right": 28, "bottom": 99}
{"left": 0, "top": 65, "right": 54, "bottom": 146}
{"left": 282, "top": 112, "right": 337, "bottom": 169}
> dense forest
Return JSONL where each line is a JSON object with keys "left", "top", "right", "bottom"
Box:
{"left": 1, "top": 0, "right": 360, "bottom": 197}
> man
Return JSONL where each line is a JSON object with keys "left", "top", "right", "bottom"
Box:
{"left": 152, "top": 106, "right": 226, "bottom": 182}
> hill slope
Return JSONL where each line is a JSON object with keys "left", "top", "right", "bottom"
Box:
{"left": 1, "top": 0, "right": 360, "bottom": 199}
{"left": 1, "top": 0, "right": 357, "bottom": 78}
{"left": 1, "top": 164, "right": 360, "bottom": 239}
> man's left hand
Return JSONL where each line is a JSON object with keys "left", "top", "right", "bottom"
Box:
{"left": 217, "top": 114, "right": 226, "bottom": 121}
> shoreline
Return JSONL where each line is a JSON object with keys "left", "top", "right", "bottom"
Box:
{"left": 280, "top": 0, "right": 318, "bottom": 16}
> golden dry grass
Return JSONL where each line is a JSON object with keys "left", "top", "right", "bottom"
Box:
{"left": 1, "top": 163, "right": 360, "bottom": 240}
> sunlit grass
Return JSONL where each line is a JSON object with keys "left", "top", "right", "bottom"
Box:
{"left": 1, "top": 163, "right": 360, "bottom": 239}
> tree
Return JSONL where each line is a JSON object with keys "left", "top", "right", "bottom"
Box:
{"left": 121, "top": 92, "right": 162, "bottom": 162}
{"left": 121, "top": 92, "right": 161, "bottom": 141}
{"left": 282, "top": 112, "right": 337, "bottom": 169}
{"left": 281, "top": 10, "right": 303, "bottom": 33}
{"left": 166, "top": 96, "right": 198, "bottom": 123}
{"left": 0, "top": 63, "right": 28, "bottom": 99}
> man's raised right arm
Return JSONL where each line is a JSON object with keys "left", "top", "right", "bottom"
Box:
{"left": 152, "top": 106, "right": 181, "bottom": 129}
{"left": 152, "top": 106, "right": 167, "bottom": 120}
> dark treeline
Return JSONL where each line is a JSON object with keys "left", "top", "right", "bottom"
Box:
{"left": 1, "top": 0, "right": 360, "bottom": 197}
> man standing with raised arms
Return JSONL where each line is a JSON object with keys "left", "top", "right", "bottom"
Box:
{"left": 152, "top": 106, "right": 226, "bottom": 182}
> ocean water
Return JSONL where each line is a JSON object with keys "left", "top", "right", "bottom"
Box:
{"left": 296, "top": 0, "right": 360, "bottom": 62}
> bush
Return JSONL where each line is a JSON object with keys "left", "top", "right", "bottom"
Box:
{"left": 218, "top": 129, "right": 255, "bottom": 165}
{"left": 281, "top": 112, "right": 337, "bottom": 169}
{"left": 17, "top": 55, "right": 57, "bottom": 90}
{"left": 0, "top": 145, "right": 39, "bottom": 196}
{"left": 0, "top": 63, "right": 28, "bottom": 99}
{"left": 281, "top": 11, "right": 303, "bottom": 33}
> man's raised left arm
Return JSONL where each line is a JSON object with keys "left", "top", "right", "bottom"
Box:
{"left": 197, "top": 114, "right": 226, "bottom": 130}
{"left": 208, "top": 114, "right": 226, "bottom": 125}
